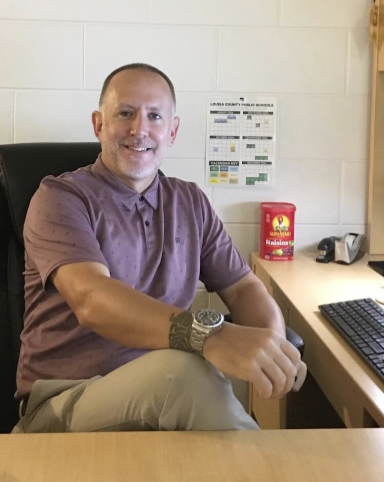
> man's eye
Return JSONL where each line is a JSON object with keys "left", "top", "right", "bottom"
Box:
{"left": 149, "top": 113, "right": 161, "bottom": 120}
{"left": 120, "top": 111, "right": 132, "bottom": 118}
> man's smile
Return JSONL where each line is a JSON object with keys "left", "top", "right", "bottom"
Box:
{"left": 121, "top": 145, "right": 153, "bottom": 152}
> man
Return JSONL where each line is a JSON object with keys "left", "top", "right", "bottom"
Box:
{"left": 13, "top": 63, "right": 306, "bottom": 433}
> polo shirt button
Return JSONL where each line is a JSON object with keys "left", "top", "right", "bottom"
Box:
{"left": 145, "top": 221, "right": 150, "bottom": 227}
{"left": 139, "top": 196, "right": 144, "bottom": 202}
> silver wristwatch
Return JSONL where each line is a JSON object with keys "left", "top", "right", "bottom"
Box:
{"left": 190, "top": 309, "right": 224, "bottom": 355}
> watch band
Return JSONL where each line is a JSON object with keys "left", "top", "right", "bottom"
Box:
{"left": 169, "top": 311, "right": 194, "bottom": 352}
{"left": 190, "top": 324, "right": 207, "bottom": 354}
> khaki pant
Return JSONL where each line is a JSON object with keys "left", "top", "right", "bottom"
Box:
{"left": 12, "top": 349, "right": 258, "bottom": 433}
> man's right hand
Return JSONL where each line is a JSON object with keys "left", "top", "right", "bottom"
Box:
{"left": 203, "top": 322, "right": 307, "bottom": 400}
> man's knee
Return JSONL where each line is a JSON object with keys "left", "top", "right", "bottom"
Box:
{"left": 149, "top": 349, "right": 251, "bottom": 430}
{"left": 154, "top": 349, "right": 231, "bottom": 399}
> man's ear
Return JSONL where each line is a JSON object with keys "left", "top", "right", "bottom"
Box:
{"left": 169, "top": 116, "right": 180, "bottom": 147}
{"left": 92, "top": 110, "right": 103, "bottom": 140}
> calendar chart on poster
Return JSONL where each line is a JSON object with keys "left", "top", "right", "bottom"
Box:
{"left": 206, "top": 98, "right": 277, "bottom": 187}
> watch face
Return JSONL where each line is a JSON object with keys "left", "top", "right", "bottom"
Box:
{"left": 195, "top": 309, "right": 223, "bottom": 327}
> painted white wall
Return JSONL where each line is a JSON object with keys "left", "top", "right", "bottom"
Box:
{"left": 0, "top": 0, "right": 372, "bottom": 310}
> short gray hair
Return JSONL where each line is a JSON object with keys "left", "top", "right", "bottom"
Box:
{"left": 99, "top": 63, "right": 176, "bottom": 109}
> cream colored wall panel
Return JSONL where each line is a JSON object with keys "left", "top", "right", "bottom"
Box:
{"left": 273, "top": 160, "right": 340, "bottom": 224}
{"left": 213, "top": 160, "right": 340, "bottom": 225}
{"left": 209, "top": 293, "right": 229, "bottom": 313}
{"left": 218, "top": 28, "right": 346, "bottom": 94}
{"left": 15, "top": 91, "right": 98, "bottom": 142}
{"left": 281, "top": 0, "right": 371, "bottom": 28}
{"left": 341, "top": 161, "right": 368, "bottom": 225}
{"left": 0, "top": 91, "right": 14, "bottom": 143}
{"left": 224, "top": 224, "right": 258, "bottom": 265}
{"left": 347, "top": 29, "right": 372, "bottom": 95}
{"left": 0, "top": 22, "right": 82, "bottom": 88}
{"left": 279, "top": 95, "right": 370, "bottom": 160}
{"left": 150, "top": 0, "right": 278, "bottom": 26}
{"left": 212, "top": 189, "right": 260, "bottom": 225}
{"left": 0, "top": 0, "right": 14, "bottom": 17}
{"left": 170, "top": 93, "right": 211, "bottom": 160}
{"left": 16, "top": 0, "right": 149, "bottom": 22}
{"left": 191, "top": 290, "right": 209, "bottom": 311}
{"left": 85, "top": 25, "right": 216, "bottom": 92}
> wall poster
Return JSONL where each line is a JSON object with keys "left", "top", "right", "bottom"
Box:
{"left": 206, "top": 98, "right": 277, "bottom": 187}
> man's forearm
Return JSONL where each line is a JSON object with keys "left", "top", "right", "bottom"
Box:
{"left": 81, "top": 276, "right": 186, "bottom": 349}
{"left": 219, "top": 272, "right": 286, "bottom": 337}
{"left": 52, "top": 262, "right": 185, "bottom": 350}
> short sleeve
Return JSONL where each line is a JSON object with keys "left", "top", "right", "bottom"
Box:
{"left": 24, "top": 176, "right": 109, "bottom": 291}
{"left": 198, "top": 189, "right": 250, "bottom": 292}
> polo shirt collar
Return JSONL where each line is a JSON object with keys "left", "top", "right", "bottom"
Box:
{"left": 91, "top": 155, "right": 159, "bottom": 211}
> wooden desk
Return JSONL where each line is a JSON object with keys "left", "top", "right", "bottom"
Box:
{"left": 251, "top": 252, "right": 384, "bottom": 429}
{"left": 1, "top": 429, "right": 384, "bottom": 481}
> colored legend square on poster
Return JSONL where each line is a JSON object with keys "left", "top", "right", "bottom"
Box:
{"left": 246, "top": 177, "right": 258, "bottom": 185}
{"left": 210, "top": 166, "right": 219, "bottom": 171}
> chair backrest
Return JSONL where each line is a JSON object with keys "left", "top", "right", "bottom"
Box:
{"left": 0, "top": 142, "right": 101, "bottom": 433}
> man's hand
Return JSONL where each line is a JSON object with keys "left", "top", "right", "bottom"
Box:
{"left": 203, "top": 322, "right": 307, "bottom": 400}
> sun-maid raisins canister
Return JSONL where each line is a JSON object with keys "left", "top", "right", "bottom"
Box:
{"left": 260, "top": 202, "right": 296, "bottom": 261}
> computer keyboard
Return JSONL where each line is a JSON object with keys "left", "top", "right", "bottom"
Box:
{"left": 318, "top": 298, "right": 384, "bottom": 384}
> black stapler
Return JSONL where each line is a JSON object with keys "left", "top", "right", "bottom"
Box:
{"left": 316, "top": 236, "right": 341, "bottom": 263}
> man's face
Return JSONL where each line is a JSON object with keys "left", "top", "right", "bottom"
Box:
{"left": 92, "top": 69, "right": 179, "bottom": 189}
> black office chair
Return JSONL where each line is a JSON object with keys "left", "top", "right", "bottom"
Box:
{"left": 0, "top": 142, "right": 304, "bottom": 433}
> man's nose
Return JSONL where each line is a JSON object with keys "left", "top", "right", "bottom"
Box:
{"left": 129, "top": 113, "right": 148, "bottom": 137}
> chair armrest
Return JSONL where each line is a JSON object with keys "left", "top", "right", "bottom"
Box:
{"left": 223, "top": 314, "right": 305, "bottom": 357}
{"left": 285, "top": 326, "right": 305, "bottom": 357}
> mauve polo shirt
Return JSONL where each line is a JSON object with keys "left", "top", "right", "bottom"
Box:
{"left": 16, "top": 157, "right": 250, "bottom": 399}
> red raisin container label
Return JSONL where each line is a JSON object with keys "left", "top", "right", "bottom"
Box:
{"left": 260, "top": 202, "right": 296, "bottom": 261}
